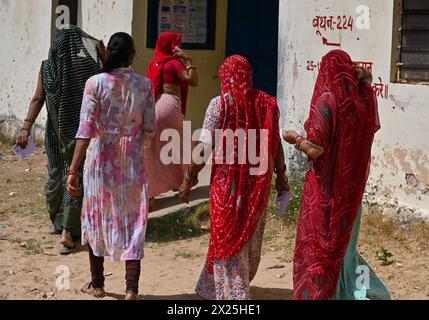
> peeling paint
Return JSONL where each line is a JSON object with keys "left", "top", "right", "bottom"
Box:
{"left": 279, "top": 0, "right": 429, "bottom": 218}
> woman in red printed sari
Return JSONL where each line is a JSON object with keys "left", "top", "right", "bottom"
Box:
{"left": 179, "top": 55, "right": 290, "bottom": 300}
{"left": 145, "top": 32, "right": 199, "bottom": 209}
{"left": 283, "top": 50, "right": 384, "bottom": 300}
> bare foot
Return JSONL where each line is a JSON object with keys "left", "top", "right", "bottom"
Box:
{"left": 60, "top": 230, "right": 75, "bottom": 248}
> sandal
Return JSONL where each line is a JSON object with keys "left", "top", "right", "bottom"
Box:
{"left": 125, "top": 292, "right": 138, "bottom": 300}
{"left": 60, "top": 230, "right": 75, "bottom": 248}
{"left": 81, "top": 282, "right": 106, "bottom": 299}
{"left": 59, "top": 244, "right": 77, "bottom": 255}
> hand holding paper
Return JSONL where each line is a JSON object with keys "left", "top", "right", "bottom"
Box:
{"left": 13, "top": 139, "right": 37, "bottom": 160}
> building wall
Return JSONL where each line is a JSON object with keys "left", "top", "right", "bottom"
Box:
{"left": 0, "top": 0, "right": 52, "bottom": 141}
{"left": 80, "top": 0, "right": 134, "bottom": 41}
{"left": 80, "top": 0, "right": 229, "bottom": 132}
{"left": 278, "top": 0, "right": 429, "bottom": 220}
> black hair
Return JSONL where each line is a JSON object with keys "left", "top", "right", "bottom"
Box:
{"left": 100, "top": 32, "right": 135, "bottom": 73}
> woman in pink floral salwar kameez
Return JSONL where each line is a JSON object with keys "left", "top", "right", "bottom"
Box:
{"left": 66, "top": 33, "right": 155, "bottom": 300}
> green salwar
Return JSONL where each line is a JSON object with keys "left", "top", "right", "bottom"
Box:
{"left": 41, "top": 26, "right": 101, "bottom": 240}
{"left": 334, "top": 208, "right": 391, "bottom": 300}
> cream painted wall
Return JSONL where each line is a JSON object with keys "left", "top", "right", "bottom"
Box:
{"left": 0, "top": 0, "right": 228, "bottom": 141}
{"left": 0, "top": 0, "right": 52, "bottom": 141}
{"left": 80, "top": 0, "right": 134, "bottom": 42}
{"left": 278, "top": 0, "right": 429, "bottom": 219}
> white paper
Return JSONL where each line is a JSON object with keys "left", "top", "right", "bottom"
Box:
{"left": 13, "top": 139, "right": 37, "bottom": 160}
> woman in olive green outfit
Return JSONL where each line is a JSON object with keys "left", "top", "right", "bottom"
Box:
{"left": 17, "top": 25, "right": 105, "bottom": 254}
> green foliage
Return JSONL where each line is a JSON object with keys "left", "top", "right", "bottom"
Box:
{"left": 146, "top": 202, "right": 210, "bottom": 243}
{"left": 268, "top": 174, "right": 305, "bottom": 226}
{"left": 146, "top": 174, "right": 305, "bottom": 243}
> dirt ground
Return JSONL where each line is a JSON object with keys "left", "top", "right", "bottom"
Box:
{"left": 0, "top": 143, "right": 428, "bottom": 300}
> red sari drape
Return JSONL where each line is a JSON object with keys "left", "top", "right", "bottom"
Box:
{"left": 207, "top": 55, "right": 280, "bottom": 273}
{"left": 146, "top": 32, "right": 189, "bottom": 115}
{"left": 293, "top": 50, "right": 381, "bottom": 300}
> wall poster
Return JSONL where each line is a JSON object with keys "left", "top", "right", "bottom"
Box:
{"left": 147, "top": 0, "right": 216, "bottom": 50}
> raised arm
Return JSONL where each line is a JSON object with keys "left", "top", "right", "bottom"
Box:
{"left": 16, "top": 72, "right": 45, "bottom": 148}
{"left": 283, "top": 96, "right": 334, "bottom": 160}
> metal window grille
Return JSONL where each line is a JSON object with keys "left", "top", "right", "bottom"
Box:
{"left": 397, "top": 0, "right": 429, "bottom": 82}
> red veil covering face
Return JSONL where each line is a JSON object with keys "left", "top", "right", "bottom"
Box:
{"left": 207, "top": 55, "right": 280, "bottom": 273}
{"left": 293, "top": 50, "right": 380, "bottom": 300}
{"left": 146, "top": 32, "right": 189, "bottom": 114}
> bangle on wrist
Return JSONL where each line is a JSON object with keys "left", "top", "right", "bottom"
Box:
{"left": 25, "top": 119, "right": 35, "bottom": 124}
{"left": 295, "top": 136, "right": 306, "bottom": 151}
{"left": 67, "top": 169, "right": 81, "bottom": 177}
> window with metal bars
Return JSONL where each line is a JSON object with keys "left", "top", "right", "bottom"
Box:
{"left": 396, "top": 0, "right": 429, "bottom": 83}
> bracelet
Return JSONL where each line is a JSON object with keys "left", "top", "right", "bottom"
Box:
{"left": 67, "top": 169, "right": 81, "bottom": 177}
{"left": 25, "top": 119, "right": 35, "bottom": 124}
{"left": 295, "top": 136, "right": 306, "bottom": 151}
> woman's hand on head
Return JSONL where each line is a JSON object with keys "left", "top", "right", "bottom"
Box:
{"left": 66, "top": 175, "right": 80, "bottom": 200}
{"left": 353, "top": 64, "right": 373, "bottom": 83}
{"left": 282, "top": 130, "right": 299, "bottom": 145}
{"left": 16, "top": 130, "right": 29, "bottom": 149}
{"left": 173, "top": 48, "right": 191, "bottom": 65}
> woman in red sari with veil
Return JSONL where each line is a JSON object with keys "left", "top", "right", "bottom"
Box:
{"left": 179, "top": 55, "right": 290, "bottom": 300}
{"left": 283, "top": 50, "right": 382, "bottom": 300}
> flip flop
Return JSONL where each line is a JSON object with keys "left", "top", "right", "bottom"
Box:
{"left": 59, "top": 244, "right": 77, "bottom": 256}
{"left": 125, "top": 292, "right": 138, "bottom": 300}
{"left": 81, "top": 282, "right": 106, "bottom": 299}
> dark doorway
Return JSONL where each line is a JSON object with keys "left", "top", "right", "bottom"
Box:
{"left": 226, "top": 0, "right": 279, "bottom": 96}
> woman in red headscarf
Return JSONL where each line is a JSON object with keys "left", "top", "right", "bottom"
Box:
{"left": 283, "top": 50, "right": 383, "bottom": 300}
{"left": 179, "top": 55, "right": 290, "bottom": 300}
{"left": 145, "top": 32, "right": 199, "bottom": 208}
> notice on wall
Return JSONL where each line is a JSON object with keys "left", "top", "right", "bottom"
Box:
{"left": 158, "top": 0, "right": 208, "bottom": 44}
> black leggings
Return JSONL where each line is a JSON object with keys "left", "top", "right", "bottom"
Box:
{"left": 88, "top": 246, "right": 141, "bottom": 295}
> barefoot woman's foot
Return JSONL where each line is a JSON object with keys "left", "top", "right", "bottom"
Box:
{"left": 81, "top": 283, "right": 106, "bottom": 299}
{"left": 60, "top": 230, "right": 77, "bottom": 255}
{"left": 61, "top": 230, "right": 74, "bottom": 248}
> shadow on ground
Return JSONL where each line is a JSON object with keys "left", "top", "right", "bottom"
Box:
{"left": 152, "top": 186, "right": 211, "bottom": 212}
{"left": 146, "top": 201, "right": 210, "bottom": 243}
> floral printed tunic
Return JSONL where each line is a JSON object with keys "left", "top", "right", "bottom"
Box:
{"left": 76, "top": 68, "right": 155, "bottom": 261}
